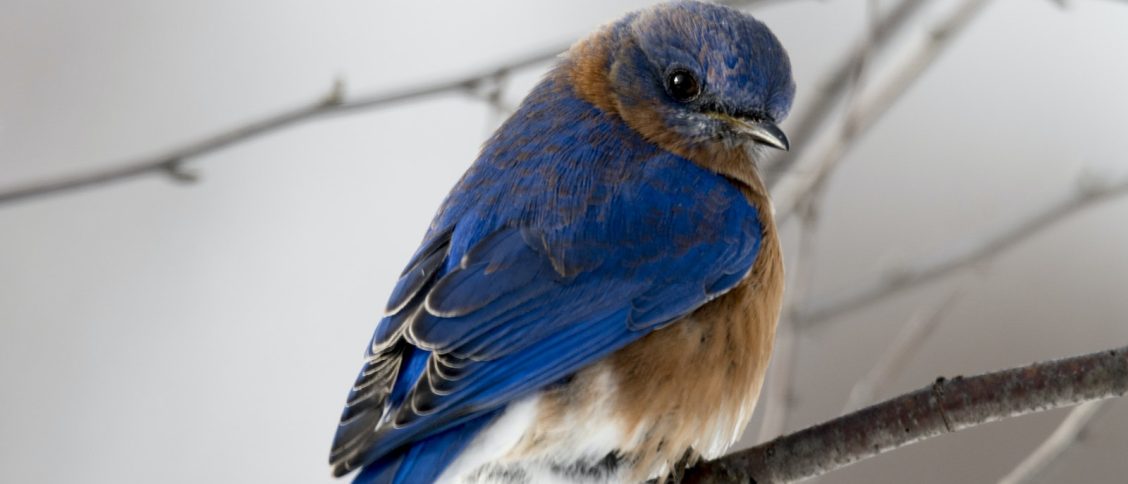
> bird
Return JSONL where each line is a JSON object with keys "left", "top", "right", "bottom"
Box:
{"left": 329, "top": 1, "right": 795, "bottom": 483}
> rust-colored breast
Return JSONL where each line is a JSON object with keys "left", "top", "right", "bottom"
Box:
{"left": 557, "top": 27, "right": 786, "bottom": 480}
{"left": 606, "top": 183, "right": 784, "bottom": 479}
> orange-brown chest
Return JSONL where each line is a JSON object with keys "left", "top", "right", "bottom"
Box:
{"left": 605, "top": 191, "right": 784, "bottom": 473}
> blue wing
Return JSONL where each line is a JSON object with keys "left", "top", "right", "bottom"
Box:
{"left": 329, "top": 75, "right": 764, "bottom": 483}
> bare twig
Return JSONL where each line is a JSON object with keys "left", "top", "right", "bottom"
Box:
{"left": 997, "top": 400, "right": 1112, "bottom": 484}
{"left": 797, "top": 176, "right": 1128, "bottom": 327}
{"left": 757, "top": 322, "right": 800, "bottom": 442}
{"left": 0, "top": 49, "right": 563, "bottom": 206}
{"left": 842, "top": 288, "right": 964, "bottom": 413}
{"left": 0, "top": 0, "right": 802, "bottom": 207}
{"left": 757, "top": 197, "right": 821, "bottom": 441}
{"left": 773, "top": 0, "right": 995, "bottom": 224}
{"left": 320, "top": 49, "right": 561, "bottom": 114}
{"left": 757, "top": 0, "right": 887, "bottom": 442}
{"left": 683, "top": 345, "right": 1128, "bottom": 483}
{"left": 0, "top": 95, "right": 331, "bottom": 205}
{"left": 762, "top": 0, "right": 931, "bottom": 184}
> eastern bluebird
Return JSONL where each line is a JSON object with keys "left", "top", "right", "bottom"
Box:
{"left": 330, "top": 2, "right": 795, "bottom": 482}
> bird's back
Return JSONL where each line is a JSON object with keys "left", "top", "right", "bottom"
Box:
{"left": 330, "top": 2, "right": 793, "bottom": 482}
{"left": 332, "top": 69, "right": 771, "bottom": 483}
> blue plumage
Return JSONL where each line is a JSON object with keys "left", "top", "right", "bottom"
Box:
{"left": 330, "top": 1, "right": 795, "bottom": 482}
{"left": 332, "top": 73, "right": 762, "bottom": 482}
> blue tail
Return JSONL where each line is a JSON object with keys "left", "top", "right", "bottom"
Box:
{"left": 352, "top": 409, "right": 501, "bottom": 484}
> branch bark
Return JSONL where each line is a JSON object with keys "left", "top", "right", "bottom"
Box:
{"left": 682, "top": 345, "right": 1128, "bottom": 483}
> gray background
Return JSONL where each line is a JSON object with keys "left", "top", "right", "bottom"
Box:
{"left": 2, "top": 1, "right": 1127, "bottom": 482}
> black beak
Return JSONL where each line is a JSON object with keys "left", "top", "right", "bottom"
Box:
{"left": 741, "top": 119, "right": 790, "bottom": 151}
{"left": 710, "top": 111, "right": 791, "bottom": 151}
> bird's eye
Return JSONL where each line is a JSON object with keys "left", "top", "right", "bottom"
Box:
{"left": 665, "top": 69, "right": 701, "bottom": 102}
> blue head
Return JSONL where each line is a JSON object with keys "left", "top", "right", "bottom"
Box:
{"left": 574, "top": 1, "right": 795, "bottom": 161}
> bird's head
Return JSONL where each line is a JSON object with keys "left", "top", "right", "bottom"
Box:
{"left": 570, "top": 1, "right": 795, "bottom": 180}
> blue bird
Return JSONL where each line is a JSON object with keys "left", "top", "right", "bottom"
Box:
{"left": 330, "top": 2, "right": 795, "bottom": 482}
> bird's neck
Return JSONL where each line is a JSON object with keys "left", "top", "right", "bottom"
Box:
{"left": 562, "top": 31, "right": 773, "bottom": 202}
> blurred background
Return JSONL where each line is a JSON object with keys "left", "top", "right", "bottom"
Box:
{"left": 2, "top": 0, "right": 1127, "bottom": 482}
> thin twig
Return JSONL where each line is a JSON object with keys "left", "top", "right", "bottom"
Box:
{"left": 997, "top": 400, "right": 1112, "bottom": 484}
{"left": 0, "top": 49, "right": 563, "bottom": 206}
{"left": 763, "top": 0, "right": 931, "bottom": 185}
{"left": 322, "top": 49, "right": 561, "bottom": 114}
{"left": 0, "top": 96, "right": 330, "bottom": 205}
{"left": 798, "top": 176, "right": 1128, "bottom": 327}
{"left": 757, "top": 0, "right": 887, "bottom": 442}
{"left": 683, "top": 345, "right": 1128, "bottom": 483}
{"left": 754, "top": 199, "right": 814, "bottom": 445}
{"left": 842, "top": 288, "right": 964, "bottom": 413}
{"left": 0, "top": 0, "right": 796, "bottom": 207}
{"left": 773, "top": 0, "right": 995, "bottom": 224}
{"left": 757, "top": 322, "right": 800, "bottom": 442}
{"left": 756, "top": 197, "right": 820, "bottom": 442}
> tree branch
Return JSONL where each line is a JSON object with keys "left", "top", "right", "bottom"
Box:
{"left": 797, "top": 176, "right": 1128, "bottom": 327}
{"left": 761, "top": 0, "right": 931, "bottom": 185}
{"left": 0, "top": 49, "right": 563, "bottom": 206}
{"left": 756, "top": 195, "right": 821, "bottom": 442}
{"left": 997, "top": 399, "right": 1112, "bottom": 484}
{"left": 756, "top": 0, "right": 892, "bottom": 438}
{"left": 0, "top": 0, "right": 801, "bottom": 208}
{"left": 757, "top": 322, "right": 800, "bottom": 443}
{"left": 682, "top": 345, "right": 1128, "bottom": 483}
{"left": 841, "top": 288, "right": 964, "bottom": 413}
{"left": 773, "top": 0, "right": 995, "bottom": 224}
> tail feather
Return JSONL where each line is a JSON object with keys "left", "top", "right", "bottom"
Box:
{"left": 352, "top": 409, "right": 501, "bottom": 484}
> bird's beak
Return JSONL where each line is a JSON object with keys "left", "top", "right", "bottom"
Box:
{"left": 711, "top": 113, "right": 790, "bottom": 151}
{"left": 740, "top": 119, "right": 790, "bottom": 151}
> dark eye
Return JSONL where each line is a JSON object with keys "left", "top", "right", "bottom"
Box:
{"left": 665, "top": 69, "right": 701, "bottom": 102}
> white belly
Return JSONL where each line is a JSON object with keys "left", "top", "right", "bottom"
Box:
{"left": 434, "top": 323, "right": 761, "bottom": 484}
{"left": 436, "top": 368, "right": 635, "bottom": 484}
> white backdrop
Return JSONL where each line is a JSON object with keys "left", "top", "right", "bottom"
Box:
{"left": 2, "top": 1, "right": 1128, "bottom": 482}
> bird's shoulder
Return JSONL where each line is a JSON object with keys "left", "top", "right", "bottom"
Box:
{"left": 330, "top": 62, "right": 770, "bottom": 483}
{"left": 434, "top": 70, "right": 762, "bottom": 259}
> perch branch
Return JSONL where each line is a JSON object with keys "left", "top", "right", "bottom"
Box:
{"left": 797, "top": 176, "right": 1128, "bottom": 327}
{"left": 682, "top": 344, "right": 1128, "bottom": 483}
